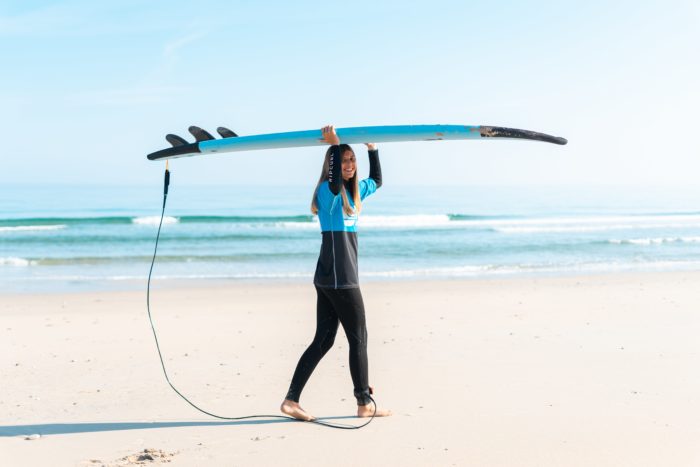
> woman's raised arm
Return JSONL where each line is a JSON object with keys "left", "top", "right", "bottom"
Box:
{"left": 365, "top": 143, "right": 382, "bottom": 188}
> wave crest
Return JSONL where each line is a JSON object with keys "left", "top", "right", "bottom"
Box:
{"left": 0, "top": 257, "right": 35, "bottom": 266}
{"left": 609, "top": 236, "right": 700, "bottom": 245}
{"left": 132, "top": 216, "right": 179, "bottom": 225}
{"left": 0, "top": 225, "right": 66, "bottom": 232}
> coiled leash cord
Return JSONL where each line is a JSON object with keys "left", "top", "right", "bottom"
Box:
{"left": 146, "top": 163, "right": 377, "bottom": 429}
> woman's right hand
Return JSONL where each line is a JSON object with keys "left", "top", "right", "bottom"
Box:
{"left": 321, "top": 125, "right": 340, "bottom": 145}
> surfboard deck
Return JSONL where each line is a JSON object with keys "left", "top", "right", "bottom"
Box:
{"left": 147, "top": 125, "right": 567, "bottom": 161}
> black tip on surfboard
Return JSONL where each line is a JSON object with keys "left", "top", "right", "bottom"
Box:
{"left": 166, "top": 134, "right": 189, "bottom": 147}
{"left": 217, "top": 126, "right": 238, "bottom": 138}
{"left": 188, "top": 126, "right": 215, "bottom": 142}
{"left": 479, "top": 126, "right": 567, "bottom": 145}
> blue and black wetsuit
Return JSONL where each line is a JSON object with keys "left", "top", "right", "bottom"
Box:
{"left": 285, "top": 146, "right": 382, "bottom": 406}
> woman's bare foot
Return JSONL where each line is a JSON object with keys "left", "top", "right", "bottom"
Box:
{"left": 280, "top": 399, "right": 315, "bottom": 421}
{"left": 357, "top": 402, "right": 392, "bottom": 418}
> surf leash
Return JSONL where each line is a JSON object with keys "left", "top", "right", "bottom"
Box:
{"left": 146, "top": 161, "right": 377, "bottom": 429}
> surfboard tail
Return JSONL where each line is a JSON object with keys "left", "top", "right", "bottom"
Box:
{"left": 148, "top": 142, "right": 201, "bottom": 160}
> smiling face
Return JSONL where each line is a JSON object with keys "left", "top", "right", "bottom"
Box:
{"left": 341, "top": 150, "right": 356, "bottom": 181}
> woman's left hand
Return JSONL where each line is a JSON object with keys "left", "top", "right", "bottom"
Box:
{"left": 365, "top": 143, "right": 377, "bottom": 150}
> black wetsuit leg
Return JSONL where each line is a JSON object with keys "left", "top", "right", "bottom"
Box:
{"left": 322, "top": 287, "right": 371, "bottom": 406}
{"left": 285, "top": 286, "right": 372, "bottom": 406}
{"left": 285, "top": 287, "right": 339, "bottom": 403}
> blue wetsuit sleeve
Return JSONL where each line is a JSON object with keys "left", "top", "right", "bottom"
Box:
{"left": 328, "top": 145, "right": 342, "bottom": 195}
{"left": 359, "top": 178, "right": 377, "bottom": 200}
{"left": 368, "top": 149, "right": 382, "bottom": 188}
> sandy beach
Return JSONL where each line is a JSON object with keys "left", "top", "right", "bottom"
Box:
{"left": 2, "top": 272, "right": 699, "bottom": 466}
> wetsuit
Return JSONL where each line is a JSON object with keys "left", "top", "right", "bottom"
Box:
{"left": 285, "top": 146, "right": 382, "bottom": 406}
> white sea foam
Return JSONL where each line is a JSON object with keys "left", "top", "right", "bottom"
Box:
{"left": 365, "top": 259, "right": 700, "bottom": 278}
{"left": 359, "top": 214, "right": 452, "bottom": 228}
{"left": 496, "top": 221, "right": 700, "bottom": 234}
{"left": 272, "top": 214, "right": 460, "bottom": 230}
{"left": 490, "top": 214, "right": 700, "bottom": 226}
{"left": 35, "top": 271, "right": 314, "bottom": 281}
{"left": 17, "top": 258, "right": 700, "bottom": 285}
{"left": 0, "top": 225, "right": 66, "bottom": 232}
{"left": 248, "top": 215, "right": 449, "bottom": 231}
{"left": 457, "top": 214, "right": 700, "bottom": 234}
{"left": 0, "top": 257, "right": 35, "bottom": 266}
{"left": 364, "top": 264, "right": 576, "bottom": 278}
{"left": 181, "top": 213, "right": 700, "bottom": 232}
{"left": 609, "top": 236, "right": 700, "bottom": 245}
{"left": 275, "top": 221, "right": 319, "bottom": 230}
{"left": 359, "top": 213, "right": 700, "bottom": 232}
{"left": 132, "top": 216, "right": 179, "bottom": 225}
{"left": 364, "top": 265, "right": 489, "bottom": 278}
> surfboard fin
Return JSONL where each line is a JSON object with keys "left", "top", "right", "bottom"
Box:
{"left": 165, "top": 134, "right": 189, "bottom": 147}
{"left": 188, "top": 126, "right": 216, "bottom": 142}
{"left": 217, "top": 127, "right": 238, "bottom": 138}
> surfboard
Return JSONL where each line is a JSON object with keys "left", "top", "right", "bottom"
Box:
{"left": 147, "top": 125, "right": 567, "bottom": 161}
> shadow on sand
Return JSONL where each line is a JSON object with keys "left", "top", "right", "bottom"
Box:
{"left": 0, "top": 415, "right": 362, "bottom": 437}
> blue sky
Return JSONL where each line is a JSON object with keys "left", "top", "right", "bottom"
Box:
{"left": 1, "top": 0, "right": 698, "bottom": 187}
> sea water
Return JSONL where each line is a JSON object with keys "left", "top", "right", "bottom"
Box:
{"left": 2, "top": 184, "right": 699, "bottom": 292}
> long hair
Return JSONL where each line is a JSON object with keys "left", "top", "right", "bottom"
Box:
{"left": 311, "top": 144, "right": 361, "bottom": 216}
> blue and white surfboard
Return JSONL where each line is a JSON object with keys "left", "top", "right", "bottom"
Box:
{"left": 147, "top": 125, "right": 567, "bottom": 161}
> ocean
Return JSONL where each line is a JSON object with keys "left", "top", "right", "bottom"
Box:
{"left": 2, "top": 183, "right": 699, "bottom": 292}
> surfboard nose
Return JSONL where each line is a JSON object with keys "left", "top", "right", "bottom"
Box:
{"left": 479, "top": 126, "right": 568, "bottom": 145}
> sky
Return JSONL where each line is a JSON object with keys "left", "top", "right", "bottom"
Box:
{"left": 1, "top": 0, "right": 698, "bottom": 188}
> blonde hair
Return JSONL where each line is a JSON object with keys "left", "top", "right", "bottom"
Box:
{"left": 311, "top": 144, "right": 361, "bottom": 216}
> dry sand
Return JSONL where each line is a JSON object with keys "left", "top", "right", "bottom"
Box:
{"left": 2, "top": 273, "right": 699, "bottom": 466}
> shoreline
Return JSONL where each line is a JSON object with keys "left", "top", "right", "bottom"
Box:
{"left": 4, "top": 266, "right": 700, "bottom": 296}
{"left": 3, "top": 271, "right": 699, "bottom": 466}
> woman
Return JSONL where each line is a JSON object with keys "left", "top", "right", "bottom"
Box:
{"left": 280, "top": 125, "right": 392, "bottom": 421}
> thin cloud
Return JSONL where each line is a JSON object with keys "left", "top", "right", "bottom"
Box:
{"left": 65, "top": 30, "right": 205, "bottom": 107}
{"left": 163, "top": 31, "right": 206, "bottom": 58}
{"left": 139, "top": 30, "right": 208, "bottom": 85}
